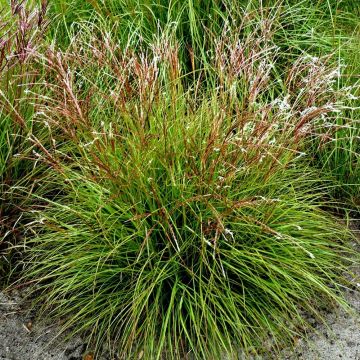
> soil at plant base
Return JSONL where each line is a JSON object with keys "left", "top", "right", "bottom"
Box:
{"left": 0, "top": 288, "right": 85, "bottom": 360}
{"left": 280, "top": 268, "right": 360, "bottom": 360}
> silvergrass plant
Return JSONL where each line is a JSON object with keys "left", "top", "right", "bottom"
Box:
{"left": 21, "top": 19, "right": 359, "bottom": 359}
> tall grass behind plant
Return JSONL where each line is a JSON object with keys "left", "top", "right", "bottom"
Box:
{"left": 243, "top": 1, "right": 360, "bottom": 205}
{"left": 316, "top": 16, "right": 360, "bottom": 206}
{"left": 0, "top": 0, "right": 49, "bottom": 281}
{"left": 47, "top": 0, "right": 227, "bottom": 70}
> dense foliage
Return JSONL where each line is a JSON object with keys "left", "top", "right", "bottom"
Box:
{"left": 0, "top": 0, "right": 359, "bottom": 358}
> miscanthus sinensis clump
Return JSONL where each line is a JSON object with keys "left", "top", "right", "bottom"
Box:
{"left": 18, "top": 8, "right": 358, "bottom": 360}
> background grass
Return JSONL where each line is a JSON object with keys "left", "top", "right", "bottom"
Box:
{"left": 0, "top": 2, "right": 49, "bottom": 282}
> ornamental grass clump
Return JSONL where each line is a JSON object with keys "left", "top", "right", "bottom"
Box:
{"left": 21, "top": 17, "right": 358, "bottom": 359}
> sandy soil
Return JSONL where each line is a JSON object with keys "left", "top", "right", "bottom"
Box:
{"left": 0, "top": 289, "right": 84, "bottom": 360}
{"left": 282, "top": 272, "right": 360, "bottom": 360}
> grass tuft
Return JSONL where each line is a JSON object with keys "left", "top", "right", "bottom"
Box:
{"left": 21, "top": 17, "right": 359, "bottom": 358}
{"left": 0, "top": 0, "right": 358, "bottom": 358}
